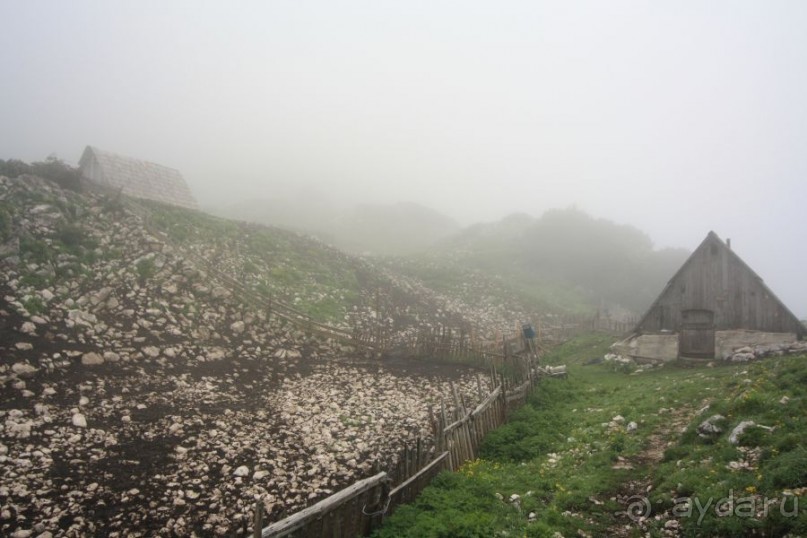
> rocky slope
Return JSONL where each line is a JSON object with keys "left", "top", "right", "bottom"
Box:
{"left": 0, "top": 175, "right": 506, "bottom": 537}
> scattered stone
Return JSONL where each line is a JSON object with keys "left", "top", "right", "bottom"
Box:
{"left": 729, "top": 421, "right": 756, "bottom": 445}
{"left": 11, "top": 362, "right": 37, "bottom": 378}
{"left": 697, "top": 414, "right": 726, "bottom": 437}
{"left": 81, "top": 352, "right": 105, "bottom": 366}
{"left": 72, "top": 413, "right": 88, "bottom": 428}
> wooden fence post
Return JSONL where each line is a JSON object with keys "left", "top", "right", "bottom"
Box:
{"left": 253, "top": 499, "right": 264, "bottom": 538}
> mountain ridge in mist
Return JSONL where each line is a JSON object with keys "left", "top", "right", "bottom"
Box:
{"left": 413, "top": 207, "right": 691, "bottom": 315}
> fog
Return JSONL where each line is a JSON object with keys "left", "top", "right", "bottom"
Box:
{"left": 1, "top": 1, "right": 805, "bottom": 316}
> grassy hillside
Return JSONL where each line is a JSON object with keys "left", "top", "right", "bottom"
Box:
{"left": 405, "top": 208, "right": 690, "bottom": 316}
{"left": 0, "top": 173, "right": 506, "bottom": 536}
{"left": 374, "top": 335, "right": 807, "bottom": 537}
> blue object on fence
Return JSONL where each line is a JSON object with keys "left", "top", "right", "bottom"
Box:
{"left": 522, "top": 323, "right": 536, "bottom": 340}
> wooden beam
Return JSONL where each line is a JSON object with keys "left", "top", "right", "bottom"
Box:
{"left": 260, "top": 472, "right": 390, "bottom": 537}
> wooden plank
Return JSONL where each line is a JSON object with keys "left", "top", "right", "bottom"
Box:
{"left": 443, "top": 414, "right": 470, "bottom": 434}
{"left": 261, "top": 473, "right": 389, "bottom": 537}
{"left": 470, "top": 386, "right": 502, "bottom": 417}
{"left": 389, "top": 452, "right": 449, "bottom": 499}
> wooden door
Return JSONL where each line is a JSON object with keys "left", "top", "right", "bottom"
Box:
{"left": 679, "top": 309, "right": 715, "bottom": 358}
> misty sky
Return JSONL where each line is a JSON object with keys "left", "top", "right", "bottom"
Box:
{"left": 1, "top": 1, "right": 805, "bottom": 316}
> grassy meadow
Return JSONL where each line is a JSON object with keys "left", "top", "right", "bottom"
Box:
{"left": 374, "top": 334, "right": 807, "bottom": 537}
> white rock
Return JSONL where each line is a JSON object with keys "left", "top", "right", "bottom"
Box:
{"left": 627, "top": 421, "right": 638, "bottom": 433}
{"left": 233, "top": 465, "right": 250, "bottom": 477}
{"left": 103, "top": 351, "right": 120, "bottom": 362}
{"left": 143, "top": 346, "right": 160, "bottom": 358}
{"left": 11, "top": 362, "right": 37, "bottom": 378}
{"left": 697, "top": 414, "right": 725, "bottom": 436}
{"left": 81, "top": 352, "right": 104, "bottom": 366}
{"left": 211, "top": 287, "right": 230, "bottom": 299}
{"left": 230, "top": 321, "right": 245, "bottom": 334}
{"left": 72, "top": 413, "right": 88, "bottom": 428}
{"left": 67, "top": 310, "right": 97, "bottom": 326}
{"left": 729, "top": 421, "right": 757, "bottom": 445}
{"left": 20, "top": 321, "right": 36, "bottom": 335}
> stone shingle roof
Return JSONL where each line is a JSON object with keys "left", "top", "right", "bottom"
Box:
{"left": 79, "top": 146, "right": 198, "bottom": 210}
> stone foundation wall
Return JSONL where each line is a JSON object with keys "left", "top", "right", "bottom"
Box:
{"left": 715, "top": 330, "right": 798, "bottom": 359}
{"left": 613, "top": 330, "right": 800, "bottom": 362}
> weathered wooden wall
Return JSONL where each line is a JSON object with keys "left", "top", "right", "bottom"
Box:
{"left": 637, "top": 232, "right": 803, "bottom": 336}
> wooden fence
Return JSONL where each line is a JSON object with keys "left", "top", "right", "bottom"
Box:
{"left": 255, "top": 356, "right": 540, "bottom": 537}
{"left": 536, "top": 315, "right": 637, "bottom": 344}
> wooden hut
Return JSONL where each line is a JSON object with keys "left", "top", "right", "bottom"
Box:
{"left": 78, "top": 146, "right": 198, "bottom": 210}
{"left": 616, "top": 231, "right": 803, "bottom": 361}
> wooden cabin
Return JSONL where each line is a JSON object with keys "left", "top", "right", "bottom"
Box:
{"left": 616, "top": 231, "right": 804, "bottom": 361}
{"left": 79, "top": 146, "right": 198, "bottom": 210}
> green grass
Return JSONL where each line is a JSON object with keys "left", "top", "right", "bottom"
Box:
{"left": 373, "top": 334, "right": 807, "bottom": 537}
{"left": 145, "top": 200, "right": 364, "bottom": 322}
{"left": 0, "top": 201, "right": 13, "bottom": 242}
{"left": 649, "top": 357, "right": 807, "bottom": 536}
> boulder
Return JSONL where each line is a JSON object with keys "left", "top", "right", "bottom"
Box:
{"left": 729, "top": 421, "right": 756, "bottom": 445}
{"left": 697, "top": 414, "right": 726, "bottom": 437}
{"left": 72, "top": 413, "right": 88, "bottom": 428}
{"left": 81, "top": 352, "right": 105, "bottom": 366}
{"left": 11, "top": 363, "right": 37, "bottom": 378}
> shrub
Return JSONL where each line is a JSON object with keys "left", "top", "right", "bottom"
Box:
{"left": 0, "top": 203, "right": 12, "bottom": 242}
{"left": 29, "top": 156, "right": 82, "bottom": 191}
{"left": 55, "top": 223, "right": 85, "bottom": 249}
{"left": 136, "top": 258, "right": 156, "bottom": 282}
{"left": 0, "top": 158, "right": 31, "bottom": 178}
{"left": 763, "top": 445, "right": 807, "bottom": 489}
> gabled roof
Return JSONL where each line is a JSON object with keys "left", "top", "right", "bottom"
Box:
{"left": 79, "top": 146, "right": 198, "bottom": 210}
{"left": 634, "top": 231, "right": 804, "bottom": 336}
